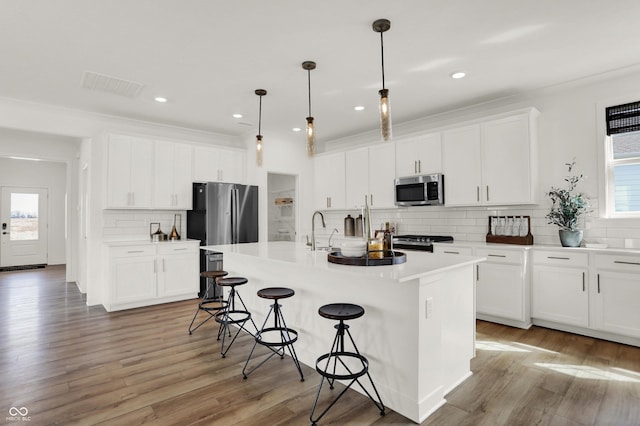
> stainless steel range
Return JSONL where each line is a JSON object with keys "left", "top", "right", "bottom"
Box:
{"left": 393, "top": 235, "right": 454, "bottom": 252}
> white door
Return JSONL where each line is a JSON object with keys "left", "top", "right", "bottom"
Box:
{"left": 0, "top": 187, "right": 48, "bottom": 267}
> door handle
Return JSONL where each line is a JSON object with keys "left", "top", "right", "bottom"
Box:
{"left": 2, "top": 232, "right": 9, "bottom": 235}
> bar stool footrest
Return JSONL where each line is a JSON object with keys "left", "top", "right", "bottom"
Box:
{"left": 256, "top": 327, "right": 299, "bottom": 347}
{"left": 315, "top": 351, "right": 369, "bottom": 380}
{"left": 215, "top": 310, "right": 251, "bottom": 325}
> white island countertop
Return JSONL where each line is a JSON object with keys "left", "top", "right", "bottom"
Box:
{"left": 200, "top": 241, "right": 484, "bottom": 424}
{"left": 202, "top": 241, "right": 483, "bottom": 283}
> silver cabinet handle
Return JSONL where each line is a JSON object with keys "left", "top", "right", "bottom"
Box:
{"left": 597, "top": 274, "right": 601, "bottom": 293}
{"left": 476, "top": 186, "right": 480, "bottom": 202}
{"left": 444, "top": 251, "right": 460, "bottom": 254}
{"left": 476, "top": 264, "right": 479, "bottom": 281}
{"left": 418, "top": 160, "right": 422, "bottom": 173}
{"left": 486, "top": 186, "right": 490, "bottom": 202}
{"left": 614, "top": 260, "right": 640, "bottom": 266}
{"left": 488, "top": 254, "right": 507, "bottom": 258}
{"left": 370, "top": 194, "right": 373, "bottom": 206}
{"left": 582, "top": 272, "right": 585, "bottom": 292}
{"left": 547, "top": 256, "right": 570, "bottom": 260}
{"left": 127, "top": 250, "right": 144, "bottom": 253}
{"left": 414, "top": 160, "right": 418, "bottom": 174}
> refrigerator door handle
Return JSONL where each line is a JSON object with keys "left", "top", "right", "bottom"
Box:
{"left": 231, "top": 188, "right": 239, "bottom": 244}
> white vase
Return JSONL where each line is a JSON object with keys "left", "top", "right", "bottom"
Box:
{"left": 559, "top": 230, "right": 583, "bottom": 247}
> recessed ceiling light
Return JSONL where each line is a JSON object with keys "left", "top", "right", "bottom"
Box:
{"left": 154, "top": 97, "right": 168, "bottom": 103}
{"left": 450, "top": 72, "right": 466, "bottom": 79}
{"left": 292, "top": 127, "right": 302, "bottom": 132}
{"left": 233, "top": 113, "right": 243, "bottom": 118}
{"left": 354, "top": 105, "right": 365, "bottom": 111}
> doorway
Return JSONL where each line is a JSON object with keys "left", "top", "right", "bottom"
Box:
{"left": 0, "top": 186, "right": 48, "bottom": 267}
{"left": 267, "top": 173, "right": 296, "bottom": 242}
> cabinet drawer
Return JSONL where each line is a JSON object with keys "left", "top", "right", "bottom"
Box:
{"left": 594, "top": 254, "right": 640, "bottom": 272}
{"left": 475, "top": 248, "right": 522, "bottom": 264}
{"left": 157, "top": 243, "right": 197, "bottom": 255}
{"left": 110, "top": 245, "right": 156, "bottom": 258}
{"left": 433, "top": 245, "right": 473, "bottom": 256}
{"left": 533, "top": 250, "right": 588, "bottom": 267}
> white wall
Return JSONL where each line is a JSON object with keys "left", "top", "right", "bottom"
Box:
{"left": 317, "top": 68, "right": 640, "bottom": 248}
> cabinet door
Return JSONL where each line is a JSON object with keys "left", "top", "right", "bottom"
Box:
{"left": 594, "top": 271, "right": 640, "bottom": 338}
{"left": 193, "top": 146, "right": 220, "bottom": 182}
{"left": 106, "top": 135, "right": 153, "bottom": 208}
{"left": 396, "top": 133, "right": 442, "bottom": 177}
{"left": 314, "top": 152, "right": 345, "bottom": 209}
{"left": 106, "top": 134, "right": 133, "bottom": 208}
{"left": 345, "top": 147, "right": 369, "bottom": 208}
{"left": 158, "top": 249, "right": 198, "bottom": 297}
{"left": 111, "top": 255, "right": 157, "bottom": 305}
{"left": 532, "top": 266, "right": 589, "bottom": 327}
{"left": 368, "top": 143, "right": 396, "bottom": 208}
{"left": 482, "top": 114, "right": 533, "bottom": 205}
{"left": 154, "top": 140, "right": 177, "bottom": 209}
{"left": 476, "top": 262, "right": 524, "bottom": 321}
{"left": 172, "top": 143, "right": 194, "bottom": 208}
{"left": 217, "top": 149, "right": 245, "bottom": 183}
{"left": 442, "top": 125, "right": 482, "bottom": 206}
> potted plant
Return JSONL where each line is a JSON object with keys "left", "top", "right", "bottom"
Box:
{"left": 546, "top": 160, "right": 592, "bottom": 247}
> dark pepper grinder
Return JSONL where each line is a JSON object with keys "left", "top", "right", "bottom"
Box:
{"left": 344, "top": 214, "right": 355, "bottom": 236}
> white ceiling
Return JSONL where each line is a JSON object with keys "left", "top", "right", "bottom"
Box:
{"left": 2, "top": 0, "right": 640, "bottom": 143}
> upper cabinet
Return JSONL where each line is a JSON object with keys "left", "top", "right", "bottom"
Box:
{"left": 106, "top": 134, "right": 154, "bottom": 209}
{"left": 193, "top": 145, "right": 246, "bottom": 184}
{"left": 395, "top": 133, "right": 442, "bottom": 177}
{"left": 154, "top": 140, "right": 193, "bottom": 209}
{"left": 345, "top": 143, "right": 395, "bottom": 208}
{"left": 314, "top": 151, "right": 346, "bottom": 210}
{"left": 442, "top": 109, "right": 538, "bottom": 207}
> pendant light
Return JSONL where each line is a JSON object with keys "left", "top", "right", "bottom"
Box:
{"left": 255, "top": 89, "right": 267, "bottom": 166}
{"left": 372, "top": 18, "right": 392, "bottom": 141}
{"left": 302, "top": 61, "right": 317, "bottom": 156}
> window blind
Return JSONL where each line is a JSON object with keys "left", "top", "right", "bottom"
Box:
{"left": 606, "top": 100, "right": 640, "bottom": 135}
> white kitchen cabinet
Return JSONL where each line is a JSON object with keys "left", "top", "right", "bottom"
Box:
{"left": 107, "top": 241, "right": 199, "bottom": 311}
{"left": 432, "top": 244, "right": 473, "bottom": 256}
{"left": 109, "top": 245, "right": 157, "bottom": 307}
{"left": 442, "top": 109, "right": 538, "bottom": 207}
{"left": 475, "top": 248, "right": 527, "bottom": 324}
{"left": 442, "top": 125, "right": 482, "bottom": 206}
{"left": 193, "top": 145, "right": 246, "bottom": 184}
{"left": 154, "top": 140, "right": 193, "bottom": 209}
{"left": 106, "top": 134, "right": 154, "bottom": 208}
{"left": 395, "top": 133, "right": 442, "bottom": 177}
{"left": 592, "top": 254, "right": 640, "bottom": 338}
{"left": 314, "top": 151, "right": 346, "bottom": 209}
{"left": 157, "top": 243, "right": 199, "bottom": 298}
{"left": 532, "top": 250, "right": 589, "bottom": 327}
{"left": 345, "top": 143, "right": 395, "bottom": 208}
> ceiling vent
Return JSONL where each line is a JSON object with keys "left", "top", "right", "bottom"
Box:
{"left": 81, "top": 71, "right": 144, "bottom": 98}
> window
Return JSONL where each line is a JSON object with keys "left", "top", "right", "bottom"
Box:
{"left": 605, "top": 101, "right": 640, "bottom": 216}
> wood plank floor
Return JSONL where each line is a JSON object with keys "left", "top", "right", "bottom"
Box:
{"left": 1, "top": 265, "right": 640, "bottom": 425}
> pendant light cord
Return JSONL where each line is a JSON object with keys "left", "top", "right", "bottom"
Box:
{"left": 307, "top": 69, "right": 312, "bottom": 116}
{"left": 380, "top": 31, "right": 386, "bottom": 90}
{"left": 258, "top": 94, "right": 263, "bottom": 135}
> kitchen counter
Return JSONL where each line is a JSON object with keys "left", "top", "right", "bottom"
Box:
{"left": 201, "top": 241, "right": 484, "bottom": 423}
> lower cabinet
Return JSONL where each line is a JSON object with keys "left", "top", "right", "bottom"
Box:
{"left": 107, "top": 241, "right": 199, "bottom": 311}
{"left": 592, "top": 254, "right": 640, "bottom": 339}
{"left": 433, "top": 244, "right": 531, "bottom": 328}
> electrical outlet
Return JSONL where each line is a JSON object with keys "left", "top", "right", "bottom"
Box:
{"left": 425, "top": 297, "right": 433, "bottom": 319}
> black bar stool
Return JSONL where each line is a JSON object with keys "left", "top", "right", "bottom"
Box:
{"left": 242, "top": 287, "right": 304, "bottom": 381}
{"left": 188, "top": 270, "right": 229, "bottom": 334}
{"left": 214, "top": 277, "right": 257, "bottom": 357}
{"left": 310, "top": 303, "right": 385, "bottom": 425}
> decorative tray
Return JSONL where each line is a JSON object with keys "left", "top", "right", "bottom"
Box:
{"left": 327, "top": 250, "right": 407, "bottom": 266}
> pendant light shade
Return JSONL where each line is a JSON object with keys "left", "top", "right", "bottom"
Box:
{"left": 373, "top": 19, "right": 392, "bottom": 141}
{"left": 255, "top": 89, "right": 267, "bottom": 166}
{"left": 302, "top": 61, "right": 317, "bottom": 156}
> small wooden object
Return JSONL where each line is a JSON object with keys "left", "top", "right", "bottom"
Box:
{"left": 486, "top": 215, "right": 534, "bottom": 245}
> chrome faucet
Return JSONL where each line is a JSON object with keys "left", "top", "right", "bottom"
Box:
{"left": 311, "top": 210, "right": 326, "bottom": 251}
{"left": 328, "top": 228, "right": 339, "bottom": 248}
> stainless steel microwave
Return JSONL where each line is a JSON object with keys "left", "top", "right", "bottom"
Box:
{"left": 395, "top": 174, "right": 444, "bottom": 206}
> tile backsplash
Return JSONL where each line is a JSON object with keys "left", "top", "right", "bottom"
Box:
{"left": 317, "top": 197, "right": 640, "bottom": 249}
{"left": 103, "top": 210, "right": 187, "bottom": 241}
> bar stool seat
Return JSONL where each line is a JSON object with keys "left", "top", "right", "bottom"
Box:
{"left": 188, "top": 270, "right": 228, "bottom": 334}
{"left": 242, "top": 287, "right": 304, "bottom": 381}
{"left": 214, "top": 276, "right": 257, "bottom": 357}
{"left": 310, "top": 303, "right": 385, "bottom": 425}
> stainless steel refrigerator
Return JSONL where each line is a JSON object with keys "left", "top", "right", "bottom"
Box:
{"left": 187, "top": 182, "right": 258, "bottom": 295}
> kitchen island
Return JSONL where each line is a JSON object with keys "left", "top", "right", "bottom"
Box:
{"left": 201, "top": 241, "right": 484, "bottom": 423}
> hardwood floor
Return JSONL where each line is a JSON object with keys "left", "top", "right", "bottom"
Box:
{"left": 1, "top": 265, "right": 639, "bottom": 425}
